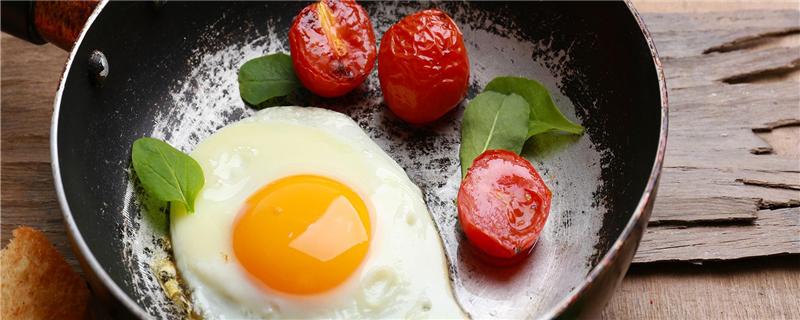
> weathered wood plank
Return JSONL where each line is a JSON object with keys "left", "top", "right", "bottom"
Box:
{"left": 650, "top": 196, "right": 758, "bottom": 225}
{"left": 637, "top": 10, "right": 800, "bottom": 262}
{"left": 0, "top": 33, "right": 62, "bottom": 164}
{"left": 647, "top": 80, "right": 800, "bottom": 225}
{"left": 657, "top": 167, "right": 799, "bottom": 207}
{"left": 0, "top": 35, "right": 73, "bottom": 270}
{"left": 603, "top": 257, "right": 800, "bottom": 320}
{"left": 641, "top": 10, "right": 800, "bottom": 58}
{"left": 635, "top": 208, "right": 800, "bottom": 263}
{"left": 757, "top": 126, "right": 800, "bottom": 156}
{"left": 662, "top": 46, "right": 800, "bottom": 89}
{"left": 638, "top": 10, "right": 800, "bottom": 250}
{"left": 609, "top": 5, "right": 800, "bottom": 319}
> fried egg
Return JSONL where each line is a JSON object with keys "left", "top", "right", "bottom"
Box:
{"left": 170, "top": 107, "right": 464, "bottom": 318}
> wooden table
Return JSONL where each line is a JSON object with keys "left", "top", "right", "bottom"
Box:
{"left": 2, "top": 6, "right": 798, "bottom": 319}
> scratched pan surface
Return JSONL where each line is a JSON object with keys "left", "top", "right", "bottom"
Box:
{"left": 52, "top": 1, "right": 666, "bottom": 319}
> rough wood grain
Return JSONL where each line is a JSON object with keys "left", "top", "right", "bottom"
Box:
{"left": 0, "top": 36, "right": 72, "bottom": 268}
{"left": 640, "top": 9, "right": 800, "bottom": 241}
{"left": 757, "top": 126, "right": 800, "bottom": 156}
{"left": 635, "top": 208, "right": 800, "bottom": 263}
{"left": 662, "top": 46, "right": 800, "bottom": 89}
{"left": 650, "top": 196, "right": 758, "bottom": 225}
{"left": 642, "top": 10, "right": 800, "bottom": 58}
{"left": 603, "top": 257, "right": 800, "bottom": 320}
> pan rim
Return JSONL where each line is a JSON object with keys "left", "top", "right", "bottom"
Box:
{"left": 49, "top": 0, "right": 151, "bottom": 318}
{"left": 541, "top": 0, "right": 669, "bottom": 317}
{"left": 50, "top": 1, "right": 669, "bottom": 318}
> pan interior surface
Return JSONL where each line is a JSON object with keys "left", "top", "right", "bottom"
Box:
{"left": 55, "top": 2, "right": 661, "bottom": 319}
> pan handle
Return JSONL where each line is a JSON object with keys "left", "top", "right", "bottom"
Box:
{"left": 1, "top": 1, "right": 99, "bottom": 51}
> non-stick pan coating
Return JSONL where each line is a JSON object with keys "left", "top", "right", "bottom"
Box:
{"left": 53, "top": 2, "right": 665, "bottom": 319}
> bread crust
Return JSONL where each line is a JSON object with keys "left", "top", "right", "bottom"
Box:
{"left": 1, "top": 227, "right": 90, "bottom": 320}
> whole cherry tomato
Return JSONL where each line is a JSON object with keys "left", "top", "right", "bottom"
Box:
{"left": 378, "top": 9, "right": 470, "bottom": 124}
{"left": 289, "top": 0, "right": 377, "bottom": 97}
{"left": 457, "top": 149, "right": 552, "bottom": 264}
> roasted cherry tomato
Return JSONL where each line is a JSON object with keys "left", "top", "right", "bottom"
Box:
{"left": 457, "top": 149, "right": 552, "bottom": 263}
{"left": 378, "top": 9, "right": 469, "bottom": 124}
{"left": 289, "top": 0, "right": 377, "bottom": 97}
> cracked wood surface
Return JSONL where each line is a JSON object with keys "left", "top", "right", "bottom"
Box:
{"left": 637, "top": 208, "right": 799, "bottom": 263}
{"left": 642, "top": 10, "right": 800, "bottom": 58}
{"left": 603, "top": 256, "right": 800, "bottom": 320}
{"left": 634, "top": 9, "right": 800, "bottom": 263}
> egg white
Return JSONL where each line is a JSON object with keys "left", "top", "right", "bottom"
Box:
{"left": 170, "top": 107, "right": 465, "bottom": 319}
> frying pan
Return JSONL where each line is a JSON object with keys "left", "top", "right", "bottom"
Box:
{"left": 3, "top": 1, "right": 667, "bottom": 319}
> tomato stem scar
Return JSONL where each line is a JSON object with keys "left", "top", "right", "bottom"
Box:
{"left": 317, "top": 0, "right": 347, "bottom": 57}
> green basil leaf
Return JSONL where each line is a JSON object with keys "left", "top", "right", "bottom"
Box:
{"left": 131, "top": 137, "right": 204, "bottom": 213}
{"left": 485, "top": 76, "right": 584, "bottom": 137}
{"left": 459, "top": 91, "right": 531, "bottom": 177}
{"left": 238, "top": 53, "right": 300, "bottom": 106}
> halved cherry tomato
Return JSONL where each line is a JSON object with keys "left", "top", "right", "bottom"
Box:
{"left": 457, "top": 149, "right": 552, "bottom": 263}
{"left": 378, "top": 9, "right": 470, "bottom": 124}
{"left": 288, "top": 0, "right": 376, "bottom": 97}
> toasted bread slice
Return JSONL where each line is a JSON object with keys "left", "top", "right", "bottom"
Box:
{"left": 1, "top": 227, "right": 90, "bottom": 320}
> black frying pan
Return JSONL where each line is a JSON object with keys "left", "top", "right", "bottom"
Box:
{"left": 3, "top": 1, "right": 667, "bottom": 319}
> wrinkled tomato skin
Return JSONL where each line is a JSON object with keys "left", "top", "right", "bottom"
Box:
{"left": 378, "top": 9, "right": 470, "bottom": 124}
{"left": 458, "top": 150, "right": 552, "bottom": 264}
{"left": 289, "top": 0, "right": 377, "bottom": 97}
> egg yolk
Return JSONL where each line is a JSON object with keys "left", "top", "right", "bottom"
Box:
{"left": 232, "top": 174, "right": 371, "bottom": 295}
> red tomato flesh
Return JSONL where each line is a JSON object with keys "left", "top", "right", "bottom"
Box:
{"left": 289, "top": 0, "right": 376, "bottom": 97}
{"left": 458, "top": 150, "right": 552, "bottom": 263}
{"left": 378, "top": 9, "right": 470, "bottom": 124}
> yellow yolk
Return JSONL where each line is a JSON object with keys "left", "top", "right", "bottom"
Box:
{"left": 232, "top": 175, "right": 371, "bottom": 295}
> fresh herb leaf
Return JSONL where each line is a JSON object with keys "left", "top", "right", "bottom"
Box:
{"left": 485, "top": 76, "right": 584, "bottom": 137}
{"left": 238, "top": 53, "right": 300, "bottom": 106}
{"left": 131, "top": 137, "right": 204, "bottom": 213}
{"left": 459, "top": 91, "right": 530, "bottom": 177}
